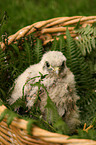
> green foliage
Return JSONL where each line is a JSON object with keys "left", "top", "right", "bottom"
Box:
{"left": 24, "top": 41, "right": 34, "bottom": 65}
{"left": 66, "top": 29, "right": 96, "bottom": 126}
{"left": 0, "top": 109, "right": 8, "bottom": 122}
{"left": 69, "top": 129, "right": 96, "bottom": 140}
{"left": 81, "top": 92, "right": 96, "bottom": 125}
{"left": 45, "top": 96, "right": 69, "bottom": 134}
{"left": 58, "top": 35, "right": 66, "bottom": 54}
{"left": 66, "top": 28, "right": 92, "bottom": 87}
{"left": 0, "top": 47, "right": 8, "bottom": 70}
{"left": 75, "top": 25, "right": 96, "bottom": 56}
{"left": 51, "top": 35, "right": 66, "bottom": 54}
{"left": 0, "top": 11, "right": 9, "bottom": 41}
{"left": 45, "top": 96, "right": 60, "bottom": 124}
{"left": 51, "top": 37, "right": 59, "bottom": 51}
{"left": 7, "top": 111, "right": 18, "bottom": 127}
{"left": 0, "top": 25, "right": 96, "bottom": 140}
{"left": 27, "top": 119, "right": 37, "bottom": 135}
{"left": 0, "top": 47, "right": 9, "bottom": 100}
{"left": 75, "top": 25, "right": 96, "bottom": 75}
{"left": 0, "top": 108, "right": 18, "bottom": 127}
{"left": 34, "top": 39, "right": 43, "bottom": 63}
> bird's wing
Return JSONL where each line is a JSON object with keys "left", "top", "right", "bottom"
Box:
{"left": 8, "top": 64, "right": 41, "bottom": 104}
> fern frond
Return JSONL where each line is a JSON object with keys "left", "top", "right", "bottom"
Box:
{"left": 81, "top": 92, "right": 96, "bottom": 125}
{"left": 0, "top": 109, "right": 8, "bottom": 122}
{"left": 34, "top": 39, "right": 43, "bottom": 63}
{"left": 66, "top": 28, "right": 96, "bottom": 125}
{"left": 45, "top": 96, "right": 69, "bottom": 134}
{"left": 11, "top": 44, "right": 24, "bottom": 70}
{"left": 24, "top": 41, "right": 32, "bottom": 65}
{"left": 11, "top": 44, "right": 20, "bottom": 55}
{"left": 7, "top": 111, "right": 18, "bottom": 127}
{"left": 51, "top": 37, "right": 58, "bottom": 51}
{"left": 58, "top": 35, "right": 66, "bottom": 54}
{"left": 27, "top": 119, "right": 37, "bottom": 135}
{"left": 66, "top": 28, "right": 95, "bottom": 90}
{"left": 76, "top": 25, "right": 94, "bottom": 35}
{"left": 45, "top": 96, "right": 60, "bottom": 124}
{"left": 75, "top": 25, "right": 96, "bottom": 56}
{"left": 51, "top": 35, "right": 66, "bottom": 55}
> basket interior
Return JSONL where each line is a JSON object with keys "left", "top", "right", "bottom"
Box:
{"left": 0, "top": 16, "right": 96, "bottom": 144}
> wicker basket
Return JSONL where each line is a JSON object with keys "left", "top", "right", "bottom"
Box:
{"left": 0, "top": 16, "right": 96, "bottom": 145}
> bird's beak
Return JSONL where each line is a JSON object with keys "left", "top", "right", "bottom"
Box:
{"left": 53, "top": 67, "right": 60, "bottom": 74}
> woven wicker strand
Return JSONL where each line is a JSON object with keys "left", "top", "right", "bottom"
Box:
{"left": 0, "top": 16, "right": 96, "bottom": 145}
{"left": 0, "top": 16, "right": 96, "bottom": 49}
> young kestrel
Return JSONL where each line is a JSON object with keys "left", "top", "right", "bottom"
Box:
{"left": 9, "top": 51, "right": 80, "bottom": 131}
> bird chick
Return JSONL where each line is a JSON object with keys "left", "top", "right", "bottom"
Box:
{"left": 9, "top": 51, "right": 80, "bottom": 131}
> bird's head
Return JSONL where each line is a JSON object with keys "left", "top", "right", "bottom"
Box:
{"left": 40, "top": 51, "right": 67, "bottom": 76}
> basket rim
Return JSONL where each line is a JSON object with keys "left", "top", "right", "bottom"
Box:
{"left": 0, "top": 16, "right": 96, "bottom": 50}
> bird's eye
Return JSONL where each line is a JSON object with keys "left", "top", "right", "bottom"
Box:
{"left": 46, "top": 61, "right": 50, "bottom": 67}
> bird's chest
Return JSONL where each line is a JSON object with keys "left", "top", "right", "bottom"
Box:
{"left": 43, "top": 76, "right": 69, "bottom": 95}
{"left": 47, "top": 78, "right": 69, "bottom": 105}
{"left": 40, "top": 76, "right": 71, "bottom": 116}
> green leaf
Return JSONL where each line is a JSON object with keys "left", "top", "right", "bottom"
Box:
{"left": 0, "top": 109, "right": 8, "bottom": 122}
{"left": 34, "top": 39, "right": 43, "bottom": 63}
{"left": 51, "top": 37, "right": 58, "bottom": 51}
{"left": 27, "top": 119, "right": 37, "bottom": 135}
{"left": 24, "top": 41, "right": 31, "bottom": 65}
{"left": 75, "top": 25, "right": 96, "bottom": 56}
{"left": 45, "top": 96, "right": 69, "bottom": 134}
{"left": 7, "top": 111, "right": 17, "bottom": 127}
{"left": 53, "top": 118, "right": 69, "bottom": 134}
{"left": 12, "top": 44, "right": 20, "bottom": 55}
